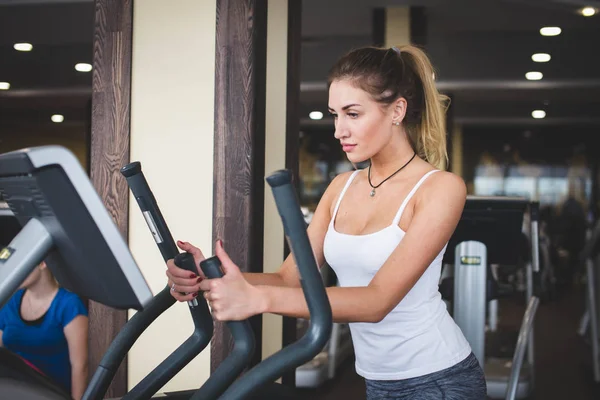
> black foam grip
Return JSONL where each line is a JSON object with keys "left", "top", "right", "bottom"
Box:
{"left": 120, "top": 161, "right": 142, "bottom": 178}
{"left": 174, "top": 252, "right": 198, "bottom": 274}
{"left": 199, "top": 256, "right": 223, "bottom": 279}
{"left": 265, "top": 169, "right": 292, "bottom": 188}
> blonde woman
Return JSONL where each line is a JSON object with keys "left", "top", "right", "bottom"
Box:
{"left": 167, "top": 45, "right": 486, "bottom": 399}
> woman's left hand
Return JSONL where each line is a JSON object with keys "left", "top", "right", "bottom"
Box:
{"left": 199, "top": 240, "right": 267, "bottom": 321}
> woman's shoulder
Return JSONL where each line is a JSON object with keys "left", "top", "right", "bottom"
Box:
{"left": 55, "top": 288, "right": 86, "bottom": 309}
{"left": 417, "top": 169, "right": 467, "bottom": 204}
{"left": 52, "top": 288, "right": 88, "bottom": 324}
{"left": 325, "top": 170, "right": 361, "bottom": 201}
{"left": 330, "top": 169, "right": 360, "bottom": 189}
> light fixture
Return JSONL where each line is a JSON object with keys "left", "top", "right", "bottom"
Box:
{"left": 75, "top": 63, "right": 92, "bottom": 72}
{"left": 51, "top": 114, "right": 65, "bottom": 123}
{"left": 532, "top": 110, "right": 546, "bottom": 119}
{"left": 532, "top": 53, "right": 551, "bottom": 62}
{"left": 540, "top": 27, "right": 561, "bottom": 36}
{"left": 580, "top": 7, "right": 597, "bottom": 17}
{"left": 526, "top": 71, "right": 543, "bottom": 80}
{"left": 14, "top": 43, "right": 33, "bottom": 52}
{"left": 309, "top": 111, "right": 323, "bottom": 120}
{"left": 0, "top": 82, "right": 10, "bottom": 90}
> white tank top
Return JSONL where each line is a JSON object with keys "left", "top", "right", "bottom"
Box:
{"left": 323, "top": 170, "right": 471, "bottom": 380}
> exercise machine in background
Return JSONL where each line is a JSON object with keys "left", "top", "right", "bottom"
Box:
{"left": 578, "top": 219, "right": 600, "bottom": 384}
{"left": 0, "top": 145, "right": 332, "bottom": 400}
{"left": 441, "top": 197, "right": 541, "bottom": 400}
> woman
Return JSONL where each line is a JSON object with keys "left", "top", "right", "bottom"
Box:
{"left": 166, "top": 45, "right": 487, "bottom": 399}
{"left": 0, "top": 261, "right": 89, "bottom": 400}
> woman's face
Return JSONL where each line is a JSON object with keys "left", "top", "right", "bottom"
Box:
{"left": 328, "top": 79, "right": 402, "bottom": 163}
{"left": 19, "top": 265, "right": 43, "bottom": 289}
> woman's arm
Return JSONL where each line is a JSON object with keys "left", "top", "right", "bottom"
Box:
{"left": 64, "top": 315, "right": 89, "bottom": 400}
{"left": 203, "top": 172, "right": 466, "bottom": 323}
{"left": 166, "top": 172, "right": 352, "bottom": 300}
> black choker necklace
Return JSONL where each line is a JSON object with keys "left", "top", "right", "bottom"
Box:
{"left": 368, "top": 152, "right": 416, "bottom": 197}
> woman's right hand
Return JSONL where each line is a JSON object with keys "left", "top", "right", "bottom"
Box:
{"left": 166, "top": 240, "right": 207, "bottom": 302}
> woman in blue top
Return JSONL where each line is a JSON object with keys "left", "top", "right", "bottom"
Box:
{"left": 0, "top": 260, "right": 89, "bottom": 399}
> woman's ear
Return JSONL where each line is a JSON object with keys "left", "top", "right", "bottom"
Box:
{"left": 39, "top": 261, "right": 47, "bottom": 270}
{"left": 392, "top": 97, "right": 407, "bottom": 125}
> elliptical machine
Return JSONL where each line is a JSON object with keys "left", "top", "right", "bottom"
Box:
{"left": 0, "top": 145, "right": 332, "bottom": 400}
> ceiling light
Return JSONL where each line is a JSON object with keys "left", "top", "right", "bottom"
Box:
{"left": 0, "top": 82, "right": 10, "bottom": 90}
{"left": 14, "top": 43, "right": 33, "bottom": 52}
{"left": 75, "top": 63, "right": 92, "bottom": 72}
{"left": 581, "top": 7, "right": 597, "bottom": 17}
{"left": 51, "top": 114, "right": 65, "bottom": 123}
{"left": 309, "top": 111, "right": 323, "bottom": 120}
{"left": 532, "top": 53, "right": 551, "bottom": 62}
{"left": 532, "top": 110, "right": 546, "bottom": 119}
{"left": 540, "top": 27, "right": 561, "bottom": 36}
{"left": 526, "top": 71, "right": 543, "bottom": 80}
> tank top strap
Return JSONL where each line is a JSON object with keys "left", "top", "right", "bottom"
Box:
{"left": 392, "top": 170, "right": 440, "bottom": 226}
{"left": 331, "top": 170, "right": 361, "bottom": 221}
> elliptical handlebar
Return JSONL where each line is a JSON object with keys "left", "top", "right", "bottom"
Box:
{"left": 115, "top": 162, "right": 214, "bottom": 400}
{"left": 210, "top": 169, "right": 333, "bottom": 400}
{"left": 189, "top": 257, "right": 256, "bottom": 400}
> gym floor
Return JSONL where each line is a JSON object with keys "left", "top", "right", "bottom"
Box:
{"left": 297, "top": 284, "right": 600, "bottom": 400}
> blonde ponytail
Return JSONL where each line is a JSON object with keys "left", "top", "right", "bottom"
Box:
{"left": 398, "top": 45, "right": 449, "bottom": 170}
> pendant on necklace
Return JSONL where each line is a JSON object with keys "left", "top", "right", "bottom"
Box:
{"left": 370, "top": 188, "right": 376, "bottom": 197}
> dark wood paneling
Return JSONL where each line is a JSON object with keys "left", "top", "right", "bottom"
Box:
{"left": 372, "top": 8, "right": 386, "bottom": 47}
{"left": 282, "top": 0, "right": 302, "bottom": 387}
{"left": 213, "top": 0, "right": 268, "bottom": 372}
{"left": 409, "top": 6, "right": 427, "bottom": 47}
{"left": 88, "top": 0, "right": 133, "bottom": 397}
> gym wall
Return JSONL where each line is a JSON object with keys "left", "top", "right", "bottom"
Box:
{"left": 262, "top": 0, "right": 288, "bottom": 363}
{"left": 0, "top": 129, "right": 88, "bottom": 171}
{"left": 127, "top": 0, "right": 217, "bottom": 392}
{"left": 125, "top": 0, "right": 294, "bottom": 393}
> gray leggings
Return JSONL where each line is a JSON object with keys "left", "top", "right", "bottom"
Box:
{"left": 365, "top": 352, "right": 487, "bottom": 400}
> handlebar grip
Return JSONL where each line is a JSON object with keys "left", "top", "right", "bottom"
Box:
{"left": 174, "top": 252, "right": 198, "bottom": 275}
{"left": 199, "top": 256, "right": 223, "bottom": 279}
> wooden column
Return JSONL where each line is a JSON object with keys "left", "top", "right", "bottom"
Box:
{"left": 88, "top": 0, "right": 133, "bottom": 396}
{"left": 281, "top": 0, "right": 302, "bottom": 387}
{"left": 213, "top": 0, "right": 268, "bottom": 372}
{"left": 372, "top": 8, "right": 386, "bottom": 47}
{"left": 409, "top": 7, "right": 427, "bottom": 47}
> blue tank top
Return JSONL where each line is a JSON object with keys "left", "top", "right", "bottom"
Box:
{"left": 0, "top": 288, "right": 88, "bottom": 392}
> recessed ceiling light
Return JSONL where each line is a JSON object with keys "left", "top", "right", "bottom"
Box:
{"left": 526, "top": 71, "right": 543, "bottom": 80}
{"left": 532, "top": 110, "right": 546, "bottom": 119}
{"left": 0, "top": 82, "right": 10, "bottom": 90}
{"left": 51, "top": 114, "right": 65, "bottom": 123}
{"left": 540, "top": 27, "right": 561, "bottom": 36}
{"left": 309, "top": 111, "right": 323, "bottom": 120}
{"left": 581, "top": 7, "right": 597, "bottom": 17}
{"left": 75, "top": 63, "right": 92, "bottom": 72}
{"left": 14, "top": 43, "right": 33, "bottom": 52}
{"left": 532, "top": 53, "right": 551, "bottom": 63}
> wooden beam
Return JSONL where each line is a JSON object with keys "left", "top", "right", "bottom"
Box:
{"left": 372, "top": 8, "right": 386, "bottom": 47}
{"left": 213, "top": 0, "right": 268, "bottom": 372}
{"left": 88, "top": 0, "right": 133, "bottom": 397}
{"left": 409, "top": 6, "right": 427, "bottom": 47}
